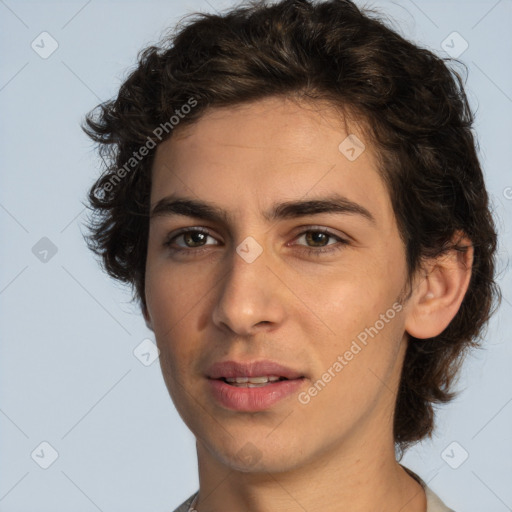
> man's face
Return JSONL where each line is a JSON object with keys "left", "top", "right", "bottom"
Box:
{"left": 145, "top": 96, "right": 412, "bottom": 472}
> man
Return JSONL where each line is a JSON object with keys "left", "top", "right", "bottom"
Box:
{"left": 83, "top": 0, "right": 499, "bottom": 510}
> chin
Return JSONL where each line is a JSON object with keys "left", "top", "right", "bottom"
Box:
{"left": 203, "top": 432, "right": 309, "bottom": 474}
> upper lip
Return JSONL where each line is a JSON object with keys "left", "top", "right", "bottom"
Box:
{"left": 207, "top": 360, "right": 304, "bottom": 380}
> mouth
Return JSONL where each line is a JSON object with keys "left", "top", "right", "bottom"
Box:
{"left": 220, "top": 375, "right": 290, "bottom": 387}
{"left": 207, "top": 359, "right": 305, "bottom": 380}
{"left": 206, "top": 360, "right": 306, "bottom": 411}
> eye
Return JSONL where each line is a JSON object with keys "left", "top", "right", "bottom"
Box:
{"left": 291, "top": 227, "right": 349, "bottom": 255}
{"left": 296, "top": 231, "right": 336, "bottom": 247}
{"left": 163, "top": 228, "right": 219, "bottom": 253}
{"left": 162, "top": 226, "right": 349, "bottom": 257}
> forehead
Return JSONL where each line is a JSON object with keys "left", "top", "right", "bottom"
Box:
{"left": 151, "top": 96, "right": 395, "bottom": 230}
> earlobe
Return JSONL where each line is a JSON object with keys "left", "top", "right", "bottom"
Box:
{"left": 404, "top": 233, "right": 473, "bottom": 339}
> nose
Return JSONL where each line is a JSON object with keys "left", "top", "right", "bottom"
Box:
{"left": 211, "top": 244, "right": 287, "bottom": 336}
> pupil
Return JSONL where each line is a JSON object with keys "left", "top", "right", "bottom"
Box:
{"left": 307, "top": 232, "right": 327, "bottom": 246}
{"left": 185, "top": 232, "right": 206, "bottom": 247}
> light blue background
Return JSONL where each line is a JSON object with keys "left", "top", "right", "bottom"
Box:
{"left": 1, "top": 0, "right": 511, "bottom": 511}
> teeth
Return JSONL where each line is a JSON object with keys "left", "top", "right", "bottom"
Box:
{"left": 226, "top": 377, "right": 249, "bottom": 383}
{"left": 225, "top": 375, "right": 281, "bottom": 385}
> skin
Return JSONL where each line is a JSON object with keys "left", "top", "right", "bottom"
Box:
{"left": 143, "top": 96, "right": 473, "bottom": 512}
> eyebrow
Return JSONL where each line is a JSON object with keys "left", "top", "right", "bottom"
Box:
{"left": 150, "top": 194, "right": 376, "bottom": 225}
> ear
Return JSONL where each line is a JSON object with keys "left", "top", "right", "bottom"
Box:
{"left": 404, "top": 232, "right": 473, "bottom": 339}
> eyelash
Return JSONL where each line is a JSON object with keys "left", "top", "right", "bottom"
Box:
{"left": 162, "top": 226, "right": 349, "bottom": 257}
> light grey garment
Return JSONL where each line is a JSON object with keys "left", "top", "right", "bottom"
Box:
{"left": 170, "top": 484, "right": 455, "bottom": 512}
{"left": 425, "top": 485, "right": 456, "bottom": 512}
{"left": 406, "top": 466, "right": 456, "bottom": 512}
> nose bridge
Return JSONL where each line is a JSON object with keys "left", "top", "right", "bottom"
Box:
{"left": 212, "top": 237, "right": 285, "bottom": 334}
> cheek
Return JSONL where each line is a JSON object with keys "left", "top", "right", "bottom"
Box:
{"left": 145, "top": 269, "right": 196, "bottom": 398}
{"left": 145, "top": 263, "right": 197, "bottom": 368}
{"left": 304, "top": 256, "right": 406, "bottom": 378}
{"left": 308, "top": 262, "right": 398, "bottom": 330}
{"left": 145, "top": 253, "right": 195, "bottom": 326}
{"left": 303, "top": 298, "right": 406, "bottom": 425}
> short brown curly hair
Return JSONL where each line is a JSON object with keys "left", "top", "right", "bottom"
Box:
{"left": 82, "top": 0, "right": 500, "bottom": 450}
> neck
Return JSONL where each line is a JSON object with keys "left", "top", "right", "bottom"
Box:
{"left": 193, "top": 429, "right": 426, "bottom": 512}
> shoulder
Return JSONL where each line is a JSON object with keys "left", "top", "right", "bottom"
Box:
{"left": 402, "top": 465, "right": 456, "bottom": 512}
{"left": 425, "top": 485, "right": 456, "bottom": 512}
{"left": 170, "top": 491, "right": 198, "bottom": 512}
{"left": 171, "top": 485, "right": 458, "bottom": 512}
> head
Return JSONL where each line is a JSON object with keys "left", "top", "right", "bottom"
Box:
{"left": 83, "top": 0, "right": 499, "bottom": 464}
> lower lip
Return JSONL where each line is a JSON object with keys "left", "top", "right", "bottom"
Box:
{"left": 208, "top": 378, "right": 305, "bottom": 412}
